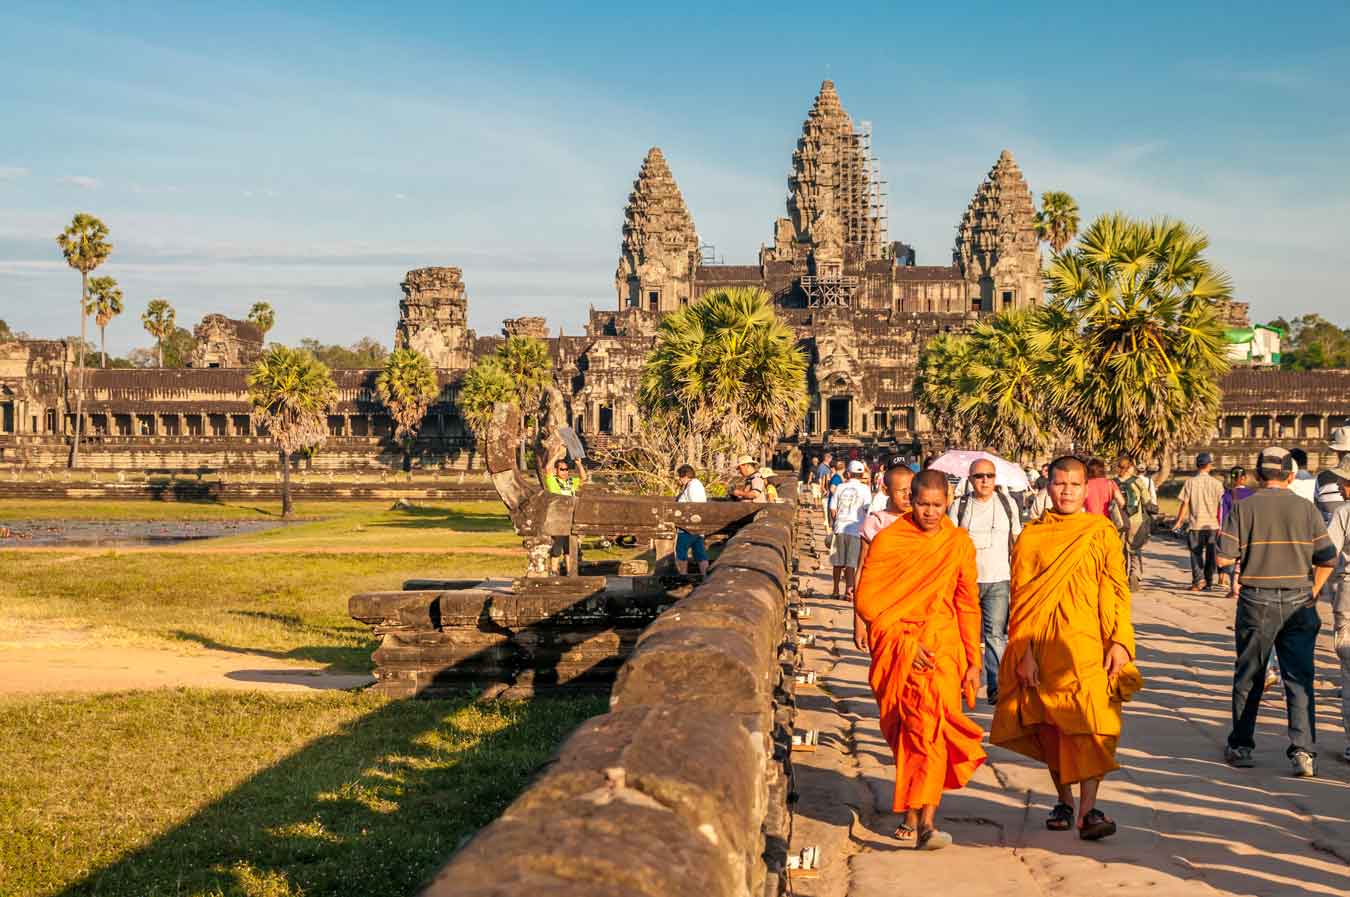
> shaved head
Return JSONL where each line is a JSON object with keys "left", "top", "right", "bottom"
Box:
{"left": 912, "top": 469, "right": 948, "bottom": 497}
{"left": 885, "top": 465, "right": 914, "bottom": 513}
{"left": 1050, "top": 456, "right": 1087, "bottom": 479}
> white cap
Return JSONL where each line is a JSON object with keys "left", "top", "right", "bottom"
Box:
{"left": 847, "top": 459, "right": 866, "bottom": 474}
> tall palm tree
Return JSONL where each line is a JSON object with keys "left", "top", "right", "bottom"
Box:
{"left": 495, "top": 335, "right": 553, "bottom": 412}
{"left": 914, "top": 331, "right": 975, "bottom": 447}
{"left": 952, "top": 308, "right": 1056, "bottom": 460}
{"left": 1034, "top": 191, "right": 1081, "bottom": 254}
{"left": 1041, "top": 213, "right": 1233, "bottom": 480}
{"left": 56, "top": 212, "right": 112, "bottom": 467}
{"left": 141, "top": 299, "right": 176, "bottom": 368}
{"left": 84, "top": 276, "right": 123, "bottom": 368}
{"left": 457, "top": 357, "right": 517, "bottom": 437}
{"left": 638, "top": 286, "right": 807, "bottom": 464}
{"left": 375, "top": 347, "right": 441, "bottom": 471}
{"left": 247, "top": 301, "right": 276, "bottom": 339}
{"left": 246, "top": 345, "right": 338, "bottom": 517}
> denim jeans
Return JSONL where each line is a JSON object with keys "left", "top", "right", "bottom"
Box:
{"left": 1228, "top": 586, "right": 1321, "bottom": 755}
{"left": 1188, "top": 529, "right": 1218, "bottom": 587}
{"left": 979, "top": 580, "right": 1010, "bottom": 700}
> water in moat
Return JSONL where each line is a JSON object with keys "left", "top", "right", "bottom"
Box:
{"left": 0, "top": 519, "right": 289, "bottom": 548}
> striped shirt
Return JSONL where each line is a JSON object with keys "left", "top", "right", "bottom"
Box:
{"left": 1218, "top": 487, "right": 1336, "bottom": 590}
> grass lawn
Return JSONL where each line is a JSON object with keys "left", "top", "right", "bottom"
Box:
{"left": 0, "top": 550, "right": 525, "bottom": 672}
{"left": 0, "top": 688, "right": 604, "bottom": 897}
{"left": 0, "top": 499, "right": 508, "bottom": 525}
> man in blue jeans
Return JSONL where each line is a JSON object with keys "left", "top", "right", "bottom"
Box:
{"left": 949, "top": 457, "right": 1021, "bottom": 705}
{"left": 1218, "top": 447, "right": 1336, "bottom": 777}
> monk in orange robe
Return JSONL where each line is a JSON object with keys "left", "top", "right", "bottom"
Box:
{"left": 991, "top": 456, "right": 1141, "bottom": 841}
{"left": 854, "top": 469, "right": 985, "bottom": 850}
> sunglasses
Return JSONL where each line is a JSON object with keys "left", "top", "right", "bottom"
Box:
{"left": 969, "top": 472, "right": 996, "bottom": 480}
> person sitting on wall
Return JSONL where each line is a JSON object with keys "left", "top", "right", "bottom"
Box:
{"left": 731, "top": 456, "right": 767, "bottom": 502}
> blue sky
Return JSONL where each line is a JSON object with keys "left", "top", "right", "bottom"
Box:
{"left": 2, "top": 1, "right": 1347, "bottom": 354}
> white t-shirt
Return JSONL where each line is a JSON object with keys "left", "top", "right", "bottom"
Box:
{"left": 676, "top": 478, "right": 706, "bottom": 503}
{"left": 950, "top": 491, "right": 1022, "bottom": 583}
{"left": 832, "top": 479, "right": 872, "bottom": 536}
{"left": 868, "top": 490, "right": 889, "bottom": 514}
{"left": 1292, "top": 470, "right": 1317, "bottom": 504}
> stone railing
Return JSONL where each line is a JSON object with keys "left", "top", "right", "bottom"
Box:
{"left": 418, "top": 501, "right": 801, "bottom": 897}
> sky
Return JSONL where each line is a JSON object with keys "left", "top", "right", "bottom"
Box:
{"left": 2, "top": 1, "right": 1348, "bottom": 355}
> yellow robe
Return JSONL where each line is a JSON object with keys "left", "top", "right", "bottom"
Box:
{"left": 854, "top": 515, "right": 986, "bottom": 810}
{"left": 990, "top": 510, "right": 1141, "bottom": 784}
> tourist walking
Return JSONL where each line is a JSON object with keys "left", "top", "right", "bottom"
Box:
{"left": 1174, "top": 452, "right": 1225, "bottom": 591}
{"left": 1216, "top": 447, "right": 1336, "bottom": 776}
{"left": 1114, "top": 457, "right": 1152, "bottom": 588}
{"left": 673, "top": 464, "right": 708, "bottom": 577}
{"left": 829, "top": 459, "right": 872, "bottom": 600}
{"left": 816, "top": 452, "right": 834, "bottom": 535}
{"left": 853, "top": 469, "right": 984, "bottom": 850}
{"left": 1084, "top": 458, "right": 1127, "bottom": 532}
{"left": 806, "top": 454, "right": 822, "bottom": 498}
{"left": 730, "top": 455, "right": 767, "bottom": 502}
{"left": 1317, "top": 469, "right": 1350, "bottom": 764}
{"left": 949, "top": 457, "right": 1022, "bottom": 705}
{"left": 1218, "top": 465, "right": 1254, "bottom": 591}
{"left": 992, "top": 456, "right": 1140, "bottom": 840}
{"left": 1316, "top": 428, "right": 1350, "bottom": 522}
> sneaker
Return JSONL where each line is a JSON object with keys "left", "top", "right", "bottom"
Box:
{"left": 1291, "top": 750, "right": 1317, "bottom": 778}
{"left": 1224, "top": 745, "right": 1255, "bottom": 768}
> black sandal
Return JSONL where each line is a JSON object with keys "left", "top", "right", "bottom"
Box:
{"left": 1078, "top": 808, "right": 1117, "bottom": 841}
{"left": 1046, "top": 802, "right": 1075, "bottom": 831}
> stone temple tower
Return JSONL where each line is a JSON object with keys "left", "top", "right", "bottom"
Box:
{"left": 394, "top": 267, "right": 475, "bottom": 370}
{"left": 954, "top": 149, "right": 1043, "bottom": 312}
{"left": 615, "top": 147, "right": 701, "bottom": 313}
{"left": 765, "top": 80, "right": 885, "bottom": 267}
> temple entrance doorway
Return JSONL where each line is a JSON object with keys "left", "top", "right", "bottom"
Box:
{"left": 827, "top": 396, "right": 851, "bottom": 433}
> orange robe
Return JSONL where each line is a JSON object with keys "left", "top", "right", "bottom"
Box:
{"left": 991, "top": 511, "right": 1142, "bottom": 784}
{"left": 854, "top": 514, "right": 986, "bottom": 811}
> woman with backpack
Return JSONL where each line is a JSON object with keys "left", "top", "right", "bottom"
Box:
{"left": 1114, "top": 457, "right": 1152, "bottom": 589}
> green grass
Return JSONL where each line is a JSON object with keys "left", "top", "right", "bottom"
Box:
{"left": 0, "top": 551, "right": 526, "bottom": 671}
{"left": 0, "top": 689, "right": 604, "bottom": 897}
{"left": 0, "top": 499, "right": 508, "bottom": 524}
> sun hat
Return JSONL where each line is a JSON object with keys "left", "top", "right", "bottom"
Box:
{"left": 1329, "top": 427, "right": 1350, "bottom": 452}
{"left": 736, "top": 455, "right": 757, "bottom": 467}
{"left": 847, "top": 459, "right": 866, "bottom": 474}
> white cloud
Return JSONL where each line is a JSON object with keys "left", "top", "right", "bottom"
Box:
{"left": 58, "top": 175, "right": 99, "bottom": 189}
{"left": 0, "top": 166, "right": 30, "bottom": 181}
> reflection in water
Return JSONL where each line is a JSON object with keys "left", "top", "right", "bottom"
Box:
{"left": 0, "top": 519, "right": 289, "bottom": 548}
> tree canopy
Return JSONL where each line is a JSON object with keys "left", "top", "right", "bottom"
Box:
{"left": 1034, "top": 191, "right": 1081, "bottom": 254}
{"left": 375, "top": 347, "right": 441, "bottom": 445}
{"left": 247, "top": 345, "right": 338, "bottom": 516}
{"left": 248, "top": 302, "right": 276, "bottom": 338}
{"left": 457, "top": 357, "right": 517, "bottom": 436}
{"left": 1267, "top": 314, "right": 1349, "bottom": 369}
{"left": 297, "top": 337, "right": 388, "bottom": 369}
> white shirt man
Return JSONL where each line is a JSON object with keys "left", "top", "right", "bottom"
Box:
{"left": 829, "top": 460, "right": 873, "bottom": 600}
{"left": 948, "top": 458, "right": 1022, "bottom": 705}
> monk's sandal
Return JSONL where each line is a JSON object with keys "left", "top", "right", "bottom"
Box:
{"left": 894, "top": 823, "right": 916, "bottom": 842}
{"left": 1078, "top": 809, "right": 1117, "bottom": 841}
{"left": 1046, "top": 803, "right": 1075, "bottom": 831}
{"left": 916, "top": 827, "right": 953, "bottom": 850}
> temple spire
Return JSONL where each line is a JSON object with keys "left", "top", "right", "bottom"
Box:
{"left": 614, "top": 147, "right": 700, "bottom": 313}
{"left": 954, "top": 149, "right": 1043, "bottom": 310}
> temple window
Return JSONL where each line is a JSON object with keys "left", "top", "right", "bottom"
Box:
{"left": 1002, "top": 290, "right": 1014, "bottom": 309}
{"left": 648, "top": 290, "right": 660, "bottom": 311}
{"left": 873, "top": 411, "right": 886, "bottom": 431}
{"left": 598, "top": 406, "right": 614, "bottom": 434}
{"left": 971, "top": 296, "right": 981, "bottom": 312}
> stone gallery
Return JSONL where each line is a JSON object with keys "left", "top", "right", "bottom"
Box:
{"left": 0, "top": 81, "right": 1345, "bottom": 474}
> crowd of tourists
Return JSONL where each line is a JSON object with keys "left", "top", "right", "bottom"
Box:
{"left": 834, "top": 437, "right": 1350, "bottom": 851}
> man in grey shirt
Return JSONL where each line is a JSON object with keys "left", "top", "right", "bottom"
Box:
{"left": 1174, "top": 452, "right": 1225, "bottom": 591}
{"left": 1217, "top": 447, "right": 1336, "bottom": 776}
{"left": 949, "top": 458, "right": 1021, "bottom": 705}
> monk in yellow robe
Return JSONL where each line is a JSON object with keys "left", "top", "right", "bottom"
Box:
{"left": 854, "top": 469, "right": 985, "bottom": 850}
{"left": 991, "top": 456, "right": 1141, "bottom": 841}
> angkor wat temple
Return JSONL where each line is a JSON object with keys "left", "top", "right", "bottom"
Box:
{"left": 2, "top": 81, "right": 1346, "bottom": 475}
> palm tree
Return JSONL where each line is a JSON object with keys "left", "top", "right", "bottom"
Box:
{"left": 246, "top": 345, "right": 338, "bottom": 517}
{"left": 247, "top": 301, "right": 276, "bottom": 339}
{"left": 457, "top": 357, "right": 517, "bottom": 436}
{"left": 375, "top": 347, "right": 441, "bottom": 471}
{"left": 84, "top": 276, "right": 123, "bottom": 368}
{"left": 141, "top": 299, "right": 176, "bottom": 368}
{"left": 1041, "top": 213, "right": 1233, "bottom": 481}
{"left": 495, "top": 335, "right": 553, "bottom": 412}
{"left": 56, "top": 212, "right": 112, "bottom": 467}
{"left": 953, "top": 308, "right": 1056, "bottom": 460}
{"left": 1034, "top": 191, "right": 1081, "bottom": 254}
{"left": 638, "top": 286, "right": 807, "bottom": 464}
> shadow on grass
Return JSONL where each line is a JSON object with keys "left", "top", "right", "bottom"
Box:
{"left": 369, "top": 506, "right": 514, "bottom": 533}
{"left": 52, "top": 694, "right": 604, "bottom": 897}
{"left": 170, "top": 627, "right": 378, "bottom": 674}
